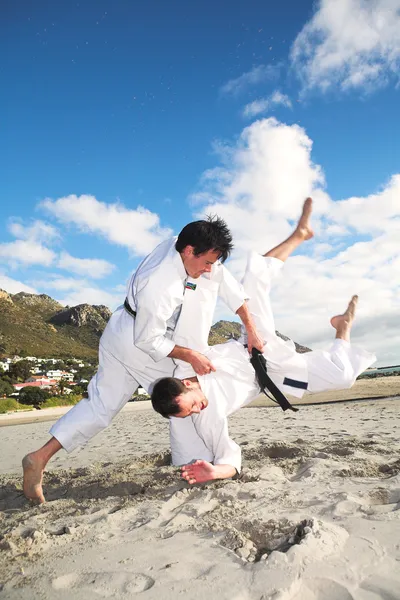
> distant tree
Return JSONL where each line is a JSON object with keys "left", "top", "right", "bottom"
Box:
{"left": 76, "top": 381, "right": 88, "bottom": 394}
{"left": 53, "top": 361, "right": 66, "bottom": 371}
{"left": 18, "top": 386, "right": 50, "bottom": 409}
{"left": 0, "top": 380, "right": 14, "bottom": 397}
{"left": 57, "top": 378, "right": 69, "bottom": 395}
{"left": 8, "top": 360, "right": 33, "bottom": 382}
{"left": 76, "top": 366, "right": 96, "bottom": 381}
{"left": 73, "top": 383, "right": 87, "bottom": 396}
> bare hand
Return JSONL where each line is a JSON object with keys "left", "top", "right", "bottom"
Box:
{"left": 190, "top": 352, "right": 216, "bottom": 376}
{"left": 246, "top": 328, "right": 265, "bottom": 354}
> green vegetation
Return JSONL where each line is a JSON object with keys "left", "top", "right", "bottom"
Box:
{"left": 8, "top": 360, "right": 33, "bottom": 383}
{"left": 0, "top": 379, "right": 14, "bottom": 397}
{"left": 0, "top": 393, "right": 82, "bottom": 414}
{"left": 18, "top": 386, "right": 51, "bottom": 408}
{"left": 358, "top": 370, "right": 400, "bottom": 379}
{"left": 41, "top": 394, "right": 82, "bottom": 409}
{"left": 208, "top": 320, "right": 241, "bottom": 345}
{"left": 0, "top": 398, "right": 34, "bottom": 414}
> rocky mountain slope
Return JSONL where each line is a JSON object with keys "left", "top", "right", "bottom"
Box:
{"left": 0, "top": 290, "right": 111, "bottom": 359}
{"left": 209, "top": 320, "right": 311, "bottom": 353}
{"left": 0, "top": 290, "right": 310, "bottom": 359}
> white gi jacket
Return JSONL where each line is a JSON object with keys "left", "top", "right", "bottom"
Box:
{"left": 100, "top": 237, "right": 247, "bottom": 385}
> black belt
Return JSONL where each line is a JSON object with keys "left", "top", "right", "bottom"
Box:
{"left": 250, "top": 348, "right": 299, "bottom": 412}
{"left": 124, "top": 298, "right": 137, "bottom": 318}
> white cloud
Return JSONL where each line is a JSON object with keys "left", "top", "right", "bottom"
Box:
{"left": 114, "top": 283, "right": 128, "bottom": 293}
{"left": 40, "top": 195, "right": 172, "bottom": 256}
{"left": 24, "top": 275, "right": 124, "bottom": 309}
{"left": 57, "top": 252, "right": 116, "bottom": 279}
{"left": 8, "top": 220, "right": 60, "bottom": 243}
{"left": 328, "top": 175, "right": 400, "bottom": 234}
{"left": 243, "top": 91, "right": 292, "bottom": 118}
{"left": 57, "top": 286, "right": 123, "bottom": 310}
{"left": 291, "top": 0, "right": 400, "bottom": 94}
{"left": 30, "top": 276, "right": 90, "bottom": 292}
{"left": 191, "top": 117, "right": 400, "bottom": 367}
{"left": 191, "top": 117, "right": 328, "bottom": 252}
{"left": 0, "top": 239, "right": 56, "bottom": 267}
{"left": 0, "top": 219, "right": 58, "bottom": 268}
{"left": 0, "top": 273, "right": 38, "bottom": 295}
{"left": 220, "top": 64, "right": 280, "bottom": 96}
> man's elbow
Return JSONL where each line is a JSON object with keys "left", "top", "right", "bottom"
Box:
{"left": 134, "top": 337, "right": 174, "bottom": 363}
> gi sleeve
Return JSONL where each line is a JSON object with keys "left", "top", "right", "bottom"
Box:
{"left": 133, "top": 273, "right": 181, "bottom": 362}
{"left": 218, "top": 264, "right": 248, "bottom": 315}
{"left": 194, "top": 416, "right": 242, "bottom": 473}
{"left": 169, "top": 417, "right": 214, "bottom": 466}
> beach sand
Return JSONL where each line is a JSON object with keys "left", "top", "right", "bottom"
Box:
{"left": 0, "top": 387, "right": 399, "bottom": 599}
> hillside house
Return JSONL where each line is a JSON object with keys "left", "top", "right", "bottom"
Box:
{"left": 46, "top": 370, "right": 74, "bottom": 382}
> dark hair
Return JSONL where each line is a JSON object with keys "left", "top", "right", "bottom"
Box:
{"left": 151, "top": 377, "right": 186, "bottom": 418}
{"left": 175, "top": 215, "right": 233, "bottom": 263}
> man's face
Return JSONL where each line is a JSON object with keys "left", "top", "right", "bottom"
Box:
{"left": 173, "top": 388, "right": 209, "bottom": 418}
{"left": 181, "top": 248, "right": 220, "bottom": 279}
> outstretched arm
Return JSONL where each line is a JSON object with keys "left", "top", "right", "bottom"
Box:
{"left": 181, "top": 460, "right": 236, "bottom": 484}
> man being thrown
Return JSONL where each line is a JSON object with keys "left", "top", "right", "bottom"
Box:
{"left": 151, "top": 199, "right": 376, "bottom": 484}
{"left": 23, "top": 216, "right": 264, "bottom": 504}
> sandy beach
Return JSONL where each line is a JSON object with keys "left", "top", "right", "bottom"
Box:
{"left": 1, "top": 378, "right": 400, "bottom": 599}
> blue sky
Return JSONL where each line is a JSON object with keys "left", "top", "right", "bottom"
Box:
{"left": 1, "top": 0, "right": 399, "bottom": 365}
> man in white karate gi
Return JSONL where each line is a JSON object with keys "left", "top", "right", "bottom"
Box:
{"left": 151, "top": 199, "right": 376, "bottom": 484}
{"left": 23, "top": 216, "right": 264, "bottom": 503}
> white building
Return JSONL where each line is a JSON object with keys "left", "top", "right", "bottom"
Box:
{"left": 46, "top": 370, "right": 74, "bottom": 382}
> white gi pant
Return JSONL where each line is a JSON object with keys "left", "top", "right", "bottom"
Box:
{"left": 50, "top": 306, "right": 175, "bottom": 453}
{"left": 170, "top": 254, "right": 376, "bottom": 470}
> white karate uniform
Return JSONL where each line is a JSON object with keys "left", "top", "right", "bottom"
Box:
{"left": 170, "top": 254, "right": 376, "bottom": 473}
{"left": 50, "top": 238, "right": 247, "bottom": 452}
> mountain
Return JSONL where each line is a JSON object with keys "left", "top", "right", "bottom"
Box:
{"left": 0, "top": 290, "right": 310, "bottom": 359}
{"left": 48, "top": 304, "right": 112, "bottom": 351}
{"left": 0, "top": 290, "right": 111, "bottom": 359}
{"left": 209, "top": 320, "right": 311, "bottom": 353}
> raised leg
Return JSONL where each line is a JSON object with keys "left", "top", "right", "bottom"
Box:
{"left": 241, "top": 198, "right": 314, "bottom": 343}
{"left": 264, "top": 197, "right": 314, "bottom": 261}
{"left": 330, "top": 295, "right": 358, "bottom": 342}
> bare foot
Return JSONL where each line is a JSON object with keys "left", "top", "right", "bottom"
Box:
{"left": 22, "top": 453, "right": 45, "bottom": 504}
{"left": 330, "top": 295, "right": 358, "bottom": 341}
{"left": 181, "top": 460, "right": 216, "bottom": 484}
{"left": 295, "top": 197, "right": 314, "bottom": 241}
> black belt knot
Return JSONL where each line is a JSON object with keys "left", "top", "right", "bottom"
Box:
{"left": 250, "top": 348, "right": 299, "bottom": 413}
